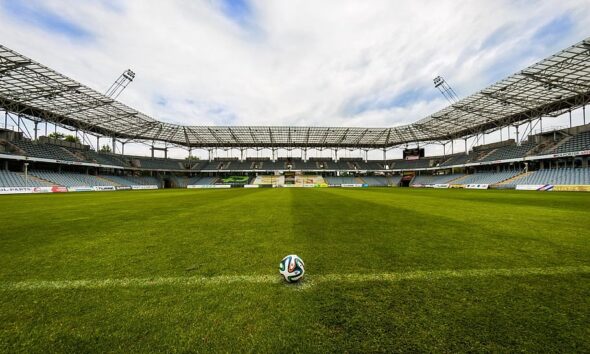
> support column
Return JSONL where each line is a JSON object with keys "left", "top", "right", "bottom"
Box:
{"left": 584, "top": 105, "right": 586, "bottom": 125}
{"left": 569, "top": 110, "right": 572, "bottom": 128}
{"left": 45, "top": 121, "right": 48, "bottom": 136}
{"left": 96, "top": 136, "right": 100, "bottom": 151}
{"left": 334, "top": 149, "right": 338, "bottom": 161}
{"left": 164, "top": 148, "right": 168, "bottom": 159}
{"left": 240, "top": 148, "right": 245, "bottom": 162}
{"left": 112, "top": 138, "right": 116, "bottom": 154}
{"left": 540, "top": 117, "right": 543, "bottom": 133}
{"left": 515, "top": 125, "right": 520, "bottom": 146}
{"left": 464, "top": 139, "right": 468, "bottom": 155}
{"left": 34, "top": 121, "right": 38, "bottom": 140}
{"left": 208, "top": 149, "right": 213, "bottom": 162}
{"left": 4, "top": 111, "right": 7, "bottom": 129}
{"left": 121, "top": 142, "right": 125, "bottom": 155}
{"left": 382, "top": 148, "right": 386, "bottom": 162}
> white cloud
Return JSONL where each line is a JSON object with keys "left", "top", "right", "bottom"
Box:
{"left": 0, "top": 0, "right": 589, "bottom": 159}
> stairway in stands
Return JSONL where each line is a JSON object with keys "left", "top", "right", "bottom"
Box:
{"left": 478, "top": 148, "right": 497, "bottom": 161}
{"left": 498, "top": 171, "right": 531, "bottom": 185}
{"left": 96, "top": 175, "right": 122, "bottom": 186}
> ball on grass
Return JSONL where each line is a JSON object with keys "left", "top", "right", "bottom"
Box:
{"left": 279, "top": 254, "right": 305, "bottom": 283}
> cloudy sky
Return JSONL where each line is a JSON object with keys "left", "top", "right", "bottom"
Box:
{"left": 0, "top": 0, "right": 589, "bottom": 158}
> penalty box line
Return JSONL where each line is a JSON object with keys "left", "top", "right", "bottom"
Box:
{"left": 1, "top": 265, "right": 589, "bottom": 291}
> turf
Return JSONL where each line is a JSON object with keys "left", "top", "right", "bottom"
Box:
{"left": 0, "top": 188, "right": 589, "bottom": 352}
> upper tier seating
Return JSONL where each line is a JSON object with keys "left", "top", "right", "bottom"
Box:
{"left": 133, "top": 157, "right": 184, "bottom": 170}
{"left": 12, "top": 140, "right": 81, "bottom": 161}
{"left": 390, "top": 159, "right": 431, "bottom": 169}
{"left": 551, "top": 131, "right": 590, "bottom": 154}
{"left": 480, "top": 141, "right": 537, "bottom": 162}
{"left": 439, "top": 153, "right": 472, "bottom": 166}
{"left": 84, "top": 150, "right": 129, "bottom": 167}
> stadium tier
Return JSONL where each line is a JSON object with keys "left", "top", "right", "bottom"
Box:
{"left": 30, "top": 170, "right": 114, "bottom": 187}
{"left": 411, "top": 174, "right": 466, "bottom": 186}
{"left": 453, "top": 171, "right": 521, "bottom": 185}
{"left": 0, "top": 170, "right": 51, "bottom": 187}
{"left": 510, "top": 168, "right": 590, "bottom": 185}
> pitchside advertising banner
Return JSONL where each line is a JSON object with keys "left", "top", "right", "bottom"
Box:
{"left": 130, "top": 185, "right": 159, "bottom": 190}
{"left": 67, "top": 186, "right": 94, "bottom": 192}
{"left": 93, "top": 186, "right": 116, "bottom": 191}
{"left": 187, "top": 185, "right": 231, "bottom": 189}
{"left": 0, "top": 186, "right": 66, "bottom": 194}
{"left": 516, "top": 185, "right": 554, "bottom": 191}
{"left": 465, "top": 184, "right": 489, "bottom": 190}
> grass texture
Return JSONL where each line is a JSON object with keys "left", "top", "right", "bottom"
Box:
{"left": 0, "top": 188, "right": 589, "bottom": 352}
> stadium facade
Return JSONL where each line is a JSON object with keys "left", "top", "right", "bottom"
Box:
{"left": 1, "top": 38, "right": 590, "bottom": 192}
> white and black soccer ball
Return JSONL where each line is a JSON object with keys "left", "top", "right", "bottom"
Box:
{"left": 279, "top": 254, "right": 305, "bottom": 283}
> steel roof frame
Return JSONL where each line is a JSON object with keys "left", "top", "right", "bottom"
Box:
{"left": 1, "top": 38, "right": 589, "bottom": 149}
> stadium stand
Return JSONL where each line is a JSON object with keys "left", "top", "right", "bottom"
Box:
{"left": 439, "top": 153, "right": 473, "bottom": 167}
{"left": 297, "top": 160, "right": 320, "bottom": 170}
{"left": 253, "top": 175, "right": 284, "bottom": 185}
{"left": 84, "top": 150, "right": 129, "bottom": 166}
{"left": 11, "top": 140, "right": 81, "bottom": 161}
{"left": 187, "top": 176, "right": 218, "bottom": 185}
{"left": 388, "top": 175, "right": 403, "bottom": 186}
{"left": 479, "top": 141, "right": 537, "bottom": 162}
{"left": 132, "top": 157, "right": 184, "bottom": 170}
{"left": 0, "top": 170, "right": 51, "bottom": 187}
{"left": 101, "top": 175, "right": 160, "bottom": 187}
{"left": 509, "top": 168, "right": 590, "bottom": 185}
{"left": 324, "top": 176, "right": 363, "bottom": 185}
{"left": 361, "top": 176, "right": 390, "bottom": 186}
{"left": 391, "top": 158, "right": 432, "bottom": 169}
{"left": 30, "top": 170, "right": 114, "bottom": 187}
{"left": 454, "top": 171, "right": 522, "bottom": 185}
{"left": 548, "top": 131, "right": 590, "bottom": 154}
{"left": 293, "top": 175, "right": 326, "bottom": 186}
{"left": 411, "top": 174, "right": 466, "bottom": 186}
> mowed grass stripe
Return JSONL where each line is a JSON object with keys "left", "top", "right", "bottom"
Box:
{"left": 2, "top": 265, "right": 589, "bottom": 291}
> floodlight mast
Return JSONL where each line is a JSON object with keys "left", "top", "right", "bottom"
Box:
{"left": 105, "top": 69, "right": 135, "bottom": 99}
{"left": 433, "top": 76, "right": 459, "bottom": 104}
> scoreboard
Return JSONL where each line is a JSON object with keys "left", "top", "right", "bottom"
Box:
{"left": 403, "top": 148, "right": 425, "bottom": 160}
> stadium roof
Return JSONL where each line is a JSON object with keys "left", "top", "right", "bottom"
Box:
{"left": 1, "top": 38, "right": 589, "bottom": 149}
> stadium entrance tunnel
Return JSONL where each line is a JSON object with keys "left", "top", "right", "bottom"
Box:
{"left": 400, "top": 174, "right": 414, "bottom": 187}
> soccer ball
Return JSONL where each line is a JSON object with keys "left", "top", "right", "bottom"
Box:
{"left": 279, "top": 255, "right": 305, "bottom": 282}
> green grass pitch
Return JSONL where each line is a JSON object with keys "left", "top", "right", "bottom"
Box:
{"left": 1, "top": 188, "right": 589, "bottom": 352}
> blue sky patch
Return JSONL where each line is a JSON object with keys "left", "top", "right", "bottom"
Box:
{"left": 1, "top": 1, "right": 92, "bottom": 40}
{"left": 532, "top": 13, "right": 574, "bottom": 44}
{"left": 219, "top": 0, "right": 252, "bottom": 25}
{"left": 343, "top": 87, "right": 439, "bottom": 116}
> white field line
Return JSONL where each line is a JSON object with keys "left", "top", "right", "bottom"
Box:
{"left": 1, "top": 266, "right": 589, "bottom": 291}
